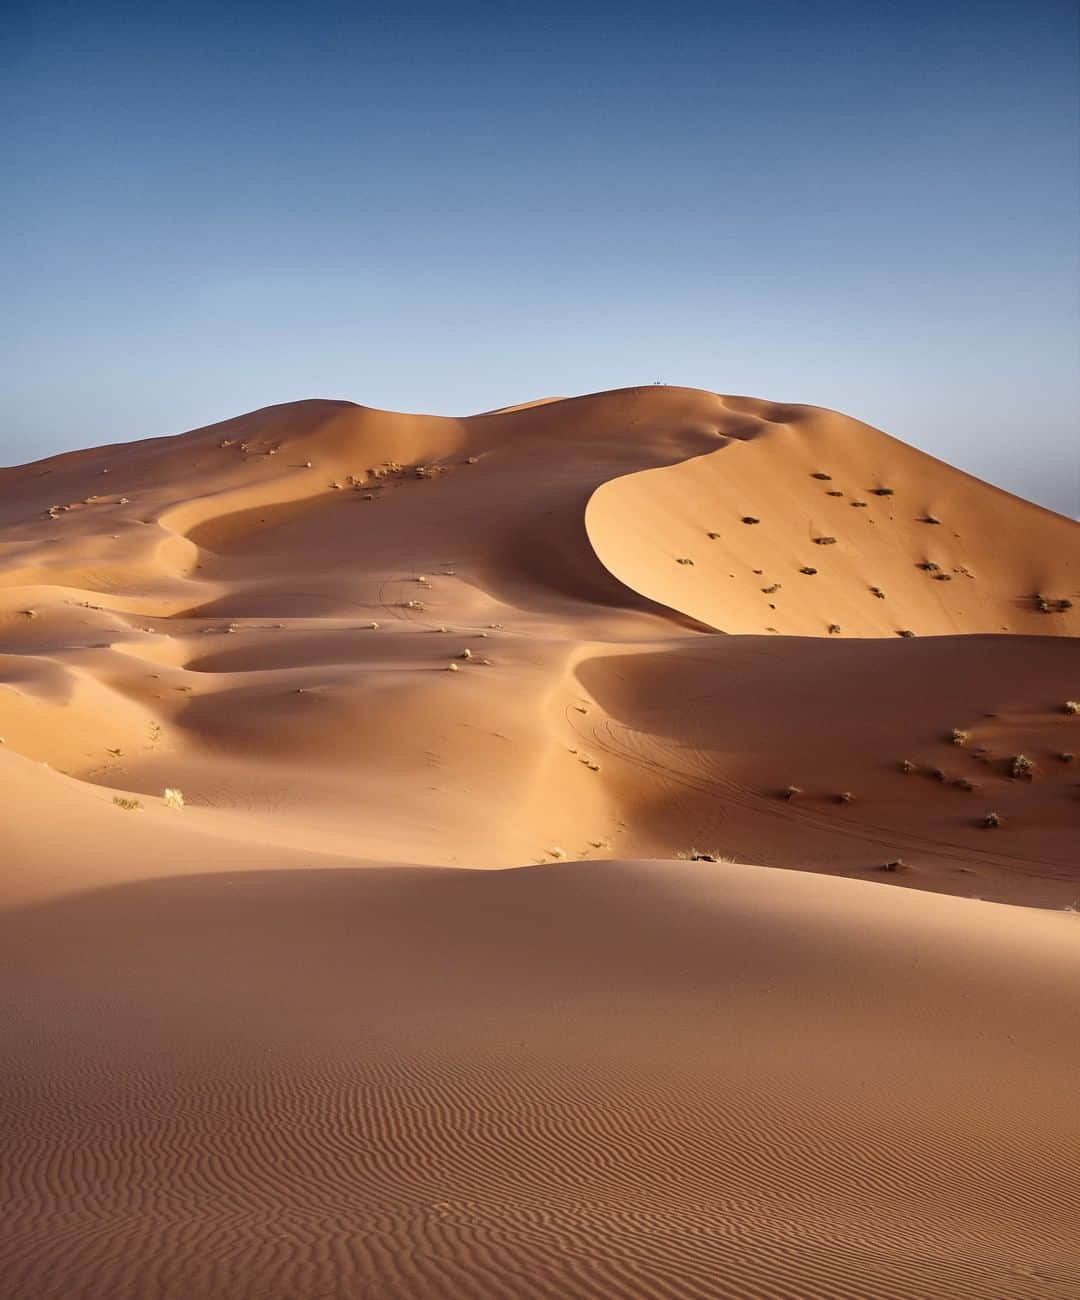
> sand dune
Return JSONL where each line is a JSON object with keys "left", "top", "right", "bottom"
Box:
{"left": 3, "top": 861, "right": 1079, "bottom": 1300}
{"left": 1, "top": 386, "right": 1078, "bottom": 1297}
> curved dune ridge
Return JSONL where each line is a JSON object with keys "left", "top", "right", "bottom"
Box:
{"left": 586, "top": 398, "right": 1079, "bottom": 637}
{"left": 1, "top": 386, "right": 1079, "bottom": 1298}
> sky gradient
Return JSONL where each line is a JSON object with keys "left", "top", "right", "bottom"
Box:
{"left": 5, "top": 0, "right": 1078, "bottom": 515}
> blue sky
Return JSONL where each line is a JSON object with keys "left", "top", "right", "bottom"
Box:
{"left": 4, "top": 0, "right": 1078, "bottom": 514}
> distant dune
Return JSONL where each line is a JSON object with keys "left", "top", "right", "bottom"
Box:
{"left": 1, "top": 387, "right": 1078, "bottom": 1298}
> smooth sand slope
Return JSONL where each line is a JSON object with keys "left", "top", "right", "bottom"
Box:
{"left": 3, "top": 862, "right": 1079, "bottom": 1300}
{"left": 1, "top": 387, "right": 1078, "bottom": 1298}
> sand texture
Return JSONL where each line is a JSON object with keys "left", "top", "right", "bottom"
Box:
{"left": 1, "top": 387, "right": 1078, "bottom": 1298}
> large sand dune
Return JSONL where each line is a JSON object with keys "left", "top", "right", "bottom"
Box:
{"left": 1, "top": 387, "right": 1078, "bottom": 1297}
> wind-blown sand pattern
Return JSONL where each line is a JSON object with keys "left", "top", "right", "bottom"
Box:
{"left": 2, "top": 387, "right": 1078, "bottom": 1298}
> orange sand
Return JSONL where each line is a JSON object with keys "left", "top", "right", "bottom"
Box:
{"left": 1, "top": 387, "right": 1078, "bottom": 1298}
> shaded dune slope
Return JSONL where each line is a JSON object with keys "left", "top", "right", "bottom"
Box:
{"left": 2, "top": 860, "right": 1078, "bottom": 1300}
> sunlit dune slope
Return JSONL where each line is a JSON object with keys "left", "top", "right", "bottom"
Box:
{"left": 586, "top": 397, "right": 1078, "bottom": 636}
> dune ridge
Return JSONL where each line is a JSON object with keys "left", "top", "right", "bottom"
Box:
{"left": 2, "top": 386, "right": 1078, "bottom": 1297}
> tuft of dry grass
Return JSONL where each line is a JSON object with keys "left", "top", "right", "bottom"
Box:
{"left": 900, "top": 759, "right": 917, "bottom": 774}
{"left": 676, "top": 557, "right": 694, "bottom": 565}
{"left": 1064, "top": 700, "right": 1079, "bottom": 715}
{"left": 112, "top": 796, "right": 141, "bottom": 811}
{"left": 163, "top": 787, "right": 185, "bottom": 809}
{"left": 799, "top": 566, "right": 818, "bottom": 576}
{"left": 813, "top": 536, "right": 837, "bottom": 546}
{"left": 982, "top": 811, "right": 1002, "bottom": 828}
{"left": 869, "top": 586, "right": 886, "bottom": 599}
{"left": 762, "top": 583, "right": 781, "bottom": 594}
{"left": 781, "top": 784, "right": 802, "bottom": 800}
{"left": 741, "top": 515, "right": 760, "bottom": 525}
{"left": 827, "top": 623, "right": 841, "bottom": 634}
{"left": 870, "top": 487, "right": 894, "bottom": 496}
{"left": 810, "top": 472, "right": 832, "bottom": 481}
{"left": 835, "top": 791, "right": 854, "bottom": 804}
{"left": 950, "top": 728, "right": 968, "bottom": 746}
{"left": 922, "top": 514, "right": 941, "bottom": 525}
{"left": 1009, "top": 754, "right": 1034, "bottom": 780}
{"left": 917, "top": 561, "right": 940, "bottom": 571}
{"left": 898, "top": 629, "right": 916, "bottom": 638}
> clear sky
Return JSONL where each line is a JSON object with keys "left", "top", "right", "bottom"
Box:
{"left": 5, "top": 0, "right": 1078, "bottom": 515}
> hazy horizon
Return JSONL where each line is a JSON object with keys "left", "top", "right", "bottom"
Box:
{"left": 5, "top": 0, "right": 1078, "bottom": 515}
